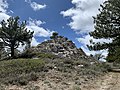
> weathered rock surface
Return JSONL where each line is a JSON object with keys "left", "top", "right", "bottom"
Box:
{"left": 30, "top": 36, "right": 87, "bottom": 59}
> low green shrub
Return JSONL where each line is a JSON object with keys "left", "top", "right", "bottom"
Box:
{"left": 0, "top": 59, "right": 45, "bottom": 85}
{"left": 73, "top": 85, "right": 81, "bottom": 90}
{"left": 3, "top": 72, "right": 39, "bottom": 85}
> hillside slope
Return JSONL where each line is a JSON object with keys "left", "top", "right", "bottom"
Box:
{"left": 25, "top": 35, "right": 97, "bottom": 63}
{"left": 0, "top": 34, "right": 110, "bottom": 90}
{"left": 82, "top": 72, "right": 120, "bottom": 90}
{"left": 0, "top": 58, "right": 109, "bottom": 90}
{"left": 29, "top": 35, "right": 86, "bottom": 59}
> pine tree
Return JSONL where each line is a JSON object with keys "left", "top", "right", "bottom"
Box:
{"left": 88, "top": 0, "right": 120, "bottom": 62}
{"left": 0, "top": 16, "right": 34, "bottom": 58}
{"left": 50, "top": 32, "right": 58, "bottom": 39}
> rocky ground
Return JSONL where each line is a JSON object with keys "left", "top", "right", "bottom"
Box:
{"left": 5, "top": 71, "right": 120, "bottom": 90}
{"left": 82, "top": 71, "right": 120, "bottom": 90}
{"left": 28, "top": 35, "right": 86, "bottom": 60}
{"left": 2, "top": 58, "right": 108, "bottom": 90}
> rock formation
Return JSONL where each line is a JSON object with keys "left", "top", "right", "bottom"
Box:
{"left": 30, "top": 34, "right": 88, "bottom": 59}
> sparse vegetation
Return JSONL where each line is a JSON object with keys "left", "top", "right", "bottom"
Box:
{"left": 37, "top": 53, "right": 57, "bottom": 59}
{"left": 0, "top": 59, "right": 44, "bottom": 85}
{"left": 0, "top": 55, "right": 110, "bottom": 89}
{"left": 20, "top": 48, "right": 38, "bottom": 58}
{"left": 73, "top": 85, "right": 81, "bottom": 90}
{"left": 0, "top": 28, "right": 113, "bottom": 89}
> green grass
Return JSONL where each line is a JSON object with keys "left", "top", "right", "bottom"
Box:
{"left": 0, "top": 59, "right": 45, "bottom": 85}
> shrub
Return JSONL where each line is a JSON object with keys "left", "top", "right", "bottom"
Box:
{"left": 37, "top": 53, "right": 56, "bottom": 59}
{"left": 4, "top": 72, "right": 39, "bottom": 85}
{"left": 20, "top": 48, "right": 37, "bottom": 58}
{"left": 21, "top": 48, "right": 57, "bottom": 59}
{"left": 0, "top": 59, "right": 45, "bottom": 85}
{"left": 73, "top": 85, "right": 81, "bottom": 90}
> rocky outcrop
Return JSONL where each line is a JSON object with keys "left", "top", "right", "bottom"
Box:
{"left": 30, "top": 35, "right": 88, "bottom": 59}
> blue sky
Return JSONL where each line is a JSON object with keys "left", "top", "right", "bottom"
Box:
{"left": 0, "top": 0, "right": 110, "bottom": 57}
{"left": 7, "top": 0, "right": 82, "bottom": 47}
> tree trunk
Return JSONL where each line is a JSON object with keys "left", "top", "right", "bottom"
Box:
{"left": 11, "top": 45, "right": 15, "bottom": 58}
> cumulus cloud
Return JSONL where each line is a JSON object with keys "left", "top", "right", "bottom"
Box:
{"left": 61, "top": 0, "right": 106, "bottom": 34}
{"left": 30, "top": 2, "right": 46, "bottom": 11}
{"left": 25, "top": 0, "right": 46, "bottom": 11}
{"left": 31, "top": 37, "right": 39, "bottom": 46}
{"left": 0, "top": 0, "right": 10, "bottom": 22}
{"left": 0, "top": 0, "right": 8, "bottom": 13}
{"left": 26, "top": 18, "right": 54, "bottom": 38}
{"left": 0, "top": 0, "right": 50, "bottom": 48}
{"left": 77, "top": 35, "right": 112, "bottom": 46}
{"left": 18, "top": 17, "right": 54, "bottom": 50}
{"left": 0, "top": 0, "right": 10, "bottom": 36}
{"left": 81, "top": 45, "right": 108, "bottom": 62}
{"left": 26, "top": 18, "right": 54, "bottom": 46}
{"left": 0, "top": 0, "right": 51, "bottom": 51}
{"left": 61, "top": 0, "right": 109, "bottom": 57}
{"left": 76, "top": 34, "right": 112, "bottom": 60}
{"left": 0, "top": 12, "right": 10, "bottom": 22}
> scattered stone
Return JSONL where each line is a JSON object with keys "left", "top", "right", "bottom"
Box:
{"left": 29, "top": 35, "right": 90, "bottom": 60}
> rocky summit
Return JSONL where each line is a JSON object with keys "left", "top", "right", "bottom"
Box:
{"left": 30, "top": 35, "right": 92, "bottom": 60}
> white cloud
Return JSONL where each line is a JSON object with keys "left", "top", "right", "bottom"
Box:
{"left": 25, "top": 0, "right": 46, "bottom": 11}
{"left": 0, "top": 0, "right": 47, "bottom": 49}
{"left": 26, "top": 18, "right": 54, "bottom": 47}
{"left": 28, "top": 18, "right": 45, "bottom": 26}
{"left": 0, "top": 0, "right": 8, "bottom": 13}
{"left": 77, "top": 34, "right": 112, "bottom": 58}
{"left": 26, "top": 18, "right": 54, "bottom": 38}
{"left": 61, "top": 0, "right": 106, "bottom": 33}
{"left": 77, "top": 35, "right": 112, "bottom": 46}
{"left": 30, "top": 2, "right": 46, "bottom": 11}
{"left": 81, "top": 45, "right": 108, "bottom": 62}
{"left": 31, "top": 37, "right": 39, "bottom": 46}
{"left": 0, "top": 0, "right": 51, "bottom": 48}
{"left": 17, "top": 36, "right": 39, "bottom": 52}
{"left": 0, "top": 0, "right": 10, "bottom": 22}
{"left": 61, "top": 0, "right": 110, "bottom": 57}
{"left": 0, "top": 12, "right": 10, "bottom": 22}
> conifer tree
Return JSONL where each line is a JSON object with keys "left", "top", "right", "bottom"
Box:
{"left": 50, "top": 32, "right": 58, "bottom": 39}
{"left": 88, "top": 0, "right": 120, "bottom": 62}
{"left": 0, "top": 16, "right": 34, "bottom": 58}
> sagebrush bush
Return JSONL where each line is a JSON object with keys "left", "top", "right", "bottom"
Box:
{"left": 0, "top": 59, "right": 45, "bottom": 85}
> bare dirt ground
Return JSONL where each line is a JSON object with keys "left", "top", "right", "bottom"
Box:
{"left": 82, "top": 72, "right": 120, "bottom": 90}
{"left": 6, "top": 72, "right": 120, "bottom": 90}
